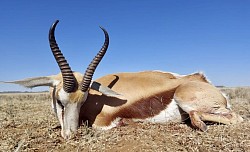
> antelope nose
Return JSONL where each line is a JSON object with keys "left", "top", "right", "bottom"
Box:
{"left": 64, "top": 134, "right": 72, "bottom": 140}
{"left": 61, "top": 130, "right": 73, "bottom": 140}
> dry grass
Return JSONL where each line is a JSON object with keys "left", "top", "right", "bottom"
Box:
{"left": 0, "top": 88, "right": 250, "bottom": 152}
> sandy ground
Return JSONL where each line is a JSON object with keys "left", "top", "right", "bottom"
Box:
{"left": 0, "top": 88, "right": 249, "bottom": 152}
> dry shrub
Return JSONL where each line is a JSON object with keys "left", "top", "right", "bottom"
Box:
{"left": 0, "top": 88, "right": 250, "bottom": 152}
{"left": 220, "top": 87, "right": 250, "bottom": 100}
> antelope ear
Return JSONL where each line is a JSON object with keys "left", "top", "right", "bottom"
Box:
{"left": 90, "top": 81, "right": 126, "bottom": 99}
{"left": 1, "top": 76, "right": 59, "bottom": 88}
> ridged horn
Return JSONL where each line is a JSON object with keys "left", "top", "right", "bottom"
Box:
{"left": 49, "top": 20, "right": 76, "bottom": 93}
{"left": 81, "top": 27, "right": 109, "bottom": 92}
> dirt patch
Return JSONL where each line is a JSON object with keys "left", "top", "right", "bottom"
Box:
{"left": 0, "top": 88, "right": 249, "bottom": 152}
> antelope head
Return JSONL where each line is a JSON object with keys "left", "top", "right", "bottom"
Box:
{"left": 3, "top": 20, "right": 123, "bottom": 139}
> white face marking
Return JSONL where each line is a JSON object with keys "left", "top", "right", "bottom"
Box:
{"left": 62, "top": 102, "right": 82, "bottom": 139}
{"left": 58, "top": 89, "right": 70, "bottom": 105}
{"left": 55, "top": 88, "right": 89, "bottom": 139}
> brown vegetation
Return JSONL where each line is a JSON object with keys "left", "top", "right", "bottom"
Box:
{"left": 0, "top": 88, "right": 249, "bottom": 151}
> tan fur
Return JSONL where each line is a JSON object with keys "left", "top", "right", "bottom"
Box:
{"left": 69, "top": 90, "right": 86, "bottom": 103}
{"left": 174, "top": 81, "right": 227, "bottom": 112}
{"left": 77, "top": 71, "right": 243, "bottom": 130}
{"left": 13, "top": 70, "right": 241, "bottom": 138}
{"left": 47, "top": 71, "right": 243, "bottom": 132}
{"left": 52, "top": 72, "right": 87, "bottom": 103}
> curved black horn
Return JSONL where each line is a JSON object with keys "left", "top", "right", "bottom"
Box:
{"left": 49, "top": 20, "right": 76, "bottom": 93}
{"left": 81, "top": 27, "right": 109, "bottom": 92}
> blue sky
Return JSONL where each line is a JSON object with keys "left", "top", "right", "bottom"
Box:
{"left": 0, "top": 0, "right": 249, "bottom": 92}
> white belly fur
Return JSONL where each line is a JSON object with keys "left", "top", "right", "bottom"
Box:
{"left": 94, "top": 99, "right": 183, "bottom": 130}
{"left": 133, "top": 99, "right": 183, "bottom": 123}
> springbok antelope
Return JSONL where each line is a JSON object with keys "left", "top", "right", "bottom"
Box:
{"left": 3, "top": 20, "right": 124, "bottom": 139}
{"left": 3, "top": 21, "right": 243, "bottom": 140}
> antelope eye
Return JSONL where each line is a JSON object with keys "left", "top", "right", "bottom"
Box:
{"left": 57, "top": 99, "right": 64, "bottom": 108}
